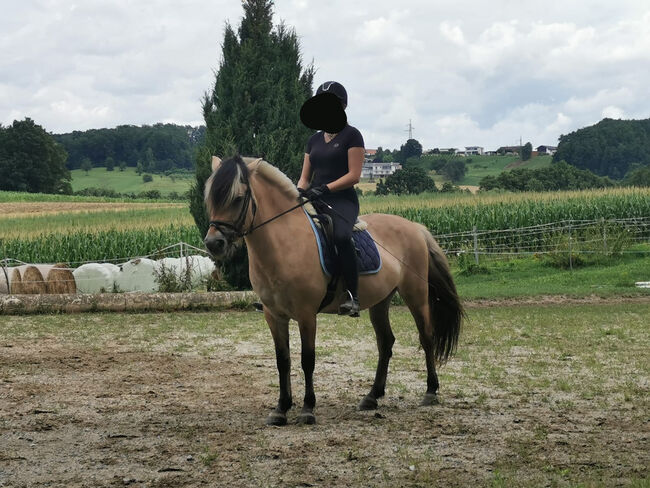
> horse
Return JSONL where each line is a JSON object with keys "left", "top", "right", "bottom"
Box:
{"left": 203, "top": 155, "right": 463, "bottom": 426}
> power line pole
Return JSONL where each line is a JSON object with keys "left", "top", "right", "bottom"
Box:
{"left": 405, "top": 119, "right": 415, "bottom": 139}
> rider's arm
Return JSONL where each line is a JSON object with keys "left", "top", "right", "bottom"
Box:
{"left": 297, "top": 153, "right": 313, "bottom": 190}
{"left": 325, "top": 147, "right": 364, "bottom": 192}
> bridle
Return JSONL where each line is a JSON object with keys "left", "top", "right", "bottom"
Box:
{"left": 208, "top": 178, "right": 307, "bottom": 239}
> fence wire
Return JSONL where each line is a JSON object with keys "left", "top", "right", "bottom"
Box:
{"left": 435, "top": 217, "right": 650, "bottom": 266}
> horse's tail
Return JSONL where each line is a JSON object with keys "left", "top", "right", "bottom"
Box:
{"left": 418, "top": 224, "right": 464, "bottom": 363}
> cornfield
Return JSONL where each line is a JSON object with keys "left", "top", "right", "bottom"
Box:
{"left": 1, "top": 187, "right": 648, "bottom": 264}
{"left": 1, "top": 226, "right": 203, "bottom": 265}
{"left": 361, "top": 187, "right": 650, "bottom": 235}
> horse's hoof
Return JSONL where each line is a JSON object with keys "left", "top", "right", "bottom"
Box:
{"left": 420, "top": 393, "right": 439, "bottom": 406}
{"left": 297, "top": 412, "right": 316, "bottom": 425}
{"left": 358, "top": 395, "right": 378, "bottom": 411}
{"left": 266, "top": 411, "right": 287, "bottom": 426}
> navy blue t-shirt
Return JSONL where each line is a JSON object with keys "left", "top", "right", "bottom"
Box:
{"left": 305, "top": 124, "right": 364, "bottom": 200}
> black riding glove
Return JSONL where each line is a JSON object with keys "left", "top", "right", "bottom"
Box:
{"left": 297, "top": 187, "right": 308, "bottom": 199}
{"left": 304, "top": 184, "right": 330, "bottom": 201}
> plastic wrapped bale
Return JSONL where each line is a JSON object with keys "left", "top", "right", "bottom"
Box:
{"left": 73, "top": 263, "right": 116, "bottom": 294}
{"left": 189, "top": 256, "right": 216, "bottom": 287}
{"left": 158, "top": 257, "right": 183, "bottom": 278}
{"left": 101, "top": 263, "right": 121, "bottom": 285}
{"left": 114, "top": 258, "right": 160, "bottom": 292}
{"left": 0, "top": 267, "right": 11, "bottom": 294}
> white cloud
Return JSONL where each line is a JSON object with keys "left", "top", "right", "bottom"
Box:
{"left": 1, "top": 0, "right": 649, "bottom": 152}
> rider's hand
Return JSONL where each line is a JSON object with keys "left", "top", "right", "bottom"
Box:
{"left": 304, "top": 184, "right": 330, "bottom": 201}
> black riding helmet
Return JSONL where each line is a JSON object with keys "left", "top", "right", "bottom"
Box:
{"left": 316, "top": 81, "right": 348, "bottom": 107}
{"left": 300, "top": 81, "right": 348, "bottom": 133}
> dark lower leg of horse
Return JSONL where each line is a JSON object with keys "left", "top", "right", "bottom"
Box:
{"left": 359, "top": 294, "right": 395, "bottom": 411}
{"left": 265, "top": 314, "right": 292, "bottom": 426}
{"left": 408, "top": 303, "right": 440, "bottom": 406}
{"left": 297, "top": 320, "right": 317, "bottom": 425}
{"left": 419, "top": 331, "right": 440, "bottom": 406}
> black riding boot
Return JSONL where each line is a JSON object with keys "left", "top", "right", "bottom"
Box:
{"left": 337, "top": 238, "right": 360, "bottom": 317}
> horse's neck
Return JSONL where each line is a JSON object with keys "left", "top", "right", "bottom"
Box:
{"left": 244, "top": 175, "right": 306, "bottom": 254}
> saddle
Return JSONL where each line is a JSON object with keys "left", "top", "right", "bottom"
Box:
{"left": 303, "top": 203, "right": 381, "bottom": 312}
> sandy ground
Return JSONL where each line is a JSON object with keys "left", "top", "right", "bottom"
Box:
{"left": 0, "top": 305, "right": 648, "bottom": 487}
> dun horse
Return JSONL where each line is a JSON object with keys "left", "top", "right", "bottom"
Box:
{"left": 204, "top": 155, "right": 463, "bottom": 425}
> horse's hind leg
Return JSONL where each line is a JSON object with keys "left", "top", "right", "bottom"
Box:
{"left": 265, "top": 310, "right": 292, "bottom": 426}
{"left": 359, "top": 292, "right": 396, "bottom": 411}
{"left": 401, "top": 288, "right": 440, "bottom": 406}
{"left": 297, "top": 315, "right": 317, "bottom": 425}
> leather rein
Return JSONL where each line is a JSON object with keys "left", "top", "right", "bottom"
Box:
{"left": 208, "top": 183, "right": 307, "bottom": 239}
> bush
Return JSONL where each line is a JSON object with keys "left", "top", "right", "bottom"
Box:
{"left": 376, "top": 167, "right": 437, "bottom": 195}
{"left": 142, "top": 173, "right": 153, "bottom": 183}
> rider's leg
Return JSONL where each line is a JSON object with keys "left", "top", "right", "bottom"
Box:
{"left": 333, "top": 221, "right": 360, "bottom": 317}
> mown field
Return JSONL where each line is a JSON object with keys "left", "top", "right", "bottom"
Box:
{"left": 69, "top": 167, "right": 193, "bottom": 196}
{"left": 1, "top": 302, "right": 648, "bottom": 486}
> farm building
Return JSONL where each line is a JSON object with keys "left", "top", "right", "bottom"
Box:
{"left": 537, "top": 145, "right": 557, "bottom": 155}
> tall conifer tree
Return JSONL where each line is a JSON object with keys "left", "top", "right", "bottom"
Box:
{"left": 189, "top": 0, "right": 314, "bottom": 288}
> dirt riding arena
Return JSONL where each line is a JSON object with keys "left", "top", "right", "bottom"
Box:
{"left": 1, "top": 302, "right": 648, "bottom": 487}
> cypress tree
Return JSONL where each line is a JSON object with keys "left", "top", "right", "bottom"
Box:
{"left": 189, "top": 0, "right": 314, "bottom": 288}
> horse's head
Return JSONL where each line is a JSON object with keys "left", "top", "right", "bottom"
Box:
{"left": 203, "top": 155, "right": 255, "bottom": 258}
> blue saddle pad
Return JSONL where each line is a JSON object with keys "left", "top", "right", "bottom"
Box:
{"left": 304, "top": 209, "right": 382, "bottom": 278}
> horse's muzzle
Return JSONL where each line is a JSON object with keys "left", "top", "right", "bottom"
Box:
{"left": 204, "top": 234, "right": 228, "bottom": 258}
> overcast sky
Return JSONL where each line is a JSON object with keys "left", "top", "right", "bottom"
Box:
{"left": 1, "top": 0, "right": 649, "bottom": 151}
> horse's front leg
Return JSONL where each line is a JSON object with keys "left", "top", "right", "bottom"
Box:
{"left": 297, "top": 315, "right": 317, "bottom": 425}
{"left": 265, "top": 309, "right": 292, "bottom": 426}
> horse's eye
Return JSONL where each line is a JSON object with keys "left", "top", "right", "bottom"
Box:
{"left": 233, "top": 196, "right": 243, "bottom": 204}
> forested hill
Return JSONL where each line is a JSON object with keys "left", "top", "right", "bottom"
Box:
{"left": 54, "top": 124, "right": 205, "bottom": 172}
{"left": 554, "top": 117, "right": 650, "bottom": 179}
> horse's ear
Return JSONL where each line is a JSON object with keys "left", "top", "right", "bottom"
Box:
{"left": 211, "top": 156, "right": 222, "bottom": 172}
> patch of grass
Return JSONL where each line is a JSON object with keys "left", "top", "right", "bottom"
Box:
{"left": 454, "top": 253, "right": 650, "bottom": 299}
{"left": 70, "top": 167, "right": 192, "bottom": 196}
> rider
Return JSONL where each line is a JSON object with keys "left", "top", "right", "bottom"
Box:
{"left": 298, "top": 81, "right": 365, "bottom": 317}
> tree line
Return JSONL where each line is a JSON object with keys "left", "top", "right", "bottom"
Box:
{"left": 554, "top": 117, "right": 650, "bottom": 179}
{"left": 54, "top": 123, "right": 205, "bottom": 173}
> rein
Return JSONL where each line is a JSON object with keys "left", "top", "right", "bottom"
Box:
{"left": 209, "top": 184, "right": 308, "bottom": 238}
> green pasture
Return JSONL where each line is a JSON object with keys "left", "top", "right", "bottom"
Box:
{"left": 457, "top": 154, "right": 552, "bottom": 186}
{"left": 452, "top": 252, "right": 650, "bottom": 299}
{"left": 70, "top": 167, "right": 193, "bottom": 195}
{"left": 427, "top": 154, "right": 553, "bottom": 186}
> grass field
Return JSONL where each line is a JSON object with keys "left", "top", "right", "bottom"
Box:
{"left": 1, "top": 302, "right": 648, "bottom": 486}
{"left": 455, "top": 154, "right": 552, "bottom": 186}
{"left": 70, "top": 167, "right": 193, "bottom": 195}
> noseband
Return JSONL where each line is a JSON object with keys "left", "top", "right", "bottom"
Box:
{"left": 208, "top": 182, "right": 309, "bottom": 239}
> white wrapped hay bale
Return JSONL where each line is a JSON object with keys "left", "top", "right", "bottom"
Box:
{"left": 158, "top": 257, "right": 183, "bottom": 277}
{"left": 188, "top": 255, "right": 216, "bottom": 286}
{"left": 0, "top": 267, "right": 11, "bottom": 294}
{"left": 73, "top": 263, "right": 116, "bottom": 294}
{"left": 101, "top": 263, "right": 121, "bottom": 283}
{"left": 114, "top": 258, "right": 160, "bottom": 293}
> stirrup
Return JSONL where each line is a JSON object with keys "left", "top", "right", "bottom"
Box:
{"left": 338, "top": 290, "right": 360, "bottom": 318}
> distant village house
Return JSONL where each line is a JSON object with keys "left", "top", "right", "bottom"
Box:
{"left": 536, "top": 145, "right": 557, "bottom": 155}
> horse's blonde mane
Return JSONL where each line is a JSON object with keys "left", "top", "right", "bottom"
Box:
{"left": 248, "top": 158, "right": 299, "bottom": 199}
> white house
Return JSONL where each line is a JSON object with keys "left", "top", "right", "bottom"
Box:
{"left": 464, "top": 146, "right": 484, "bottom": 155}
{"left": 361, "top": 162, "right": 402, "bottom": 179}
